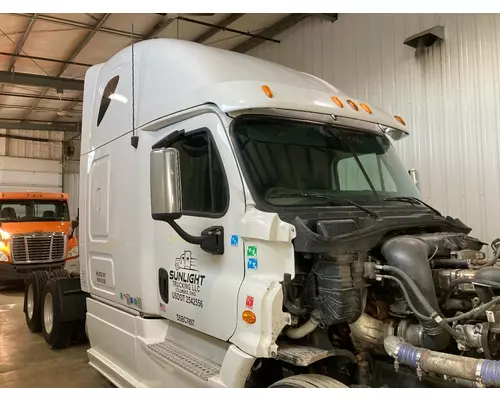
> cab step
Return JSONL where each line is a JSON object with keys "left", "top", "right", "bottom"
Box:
{"left": 147, "top": 340, "right": 221, "bottom": 381}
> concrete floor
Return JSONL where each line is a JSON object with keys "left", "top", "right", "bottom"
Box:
{"left": 0, "top": 285, "right": 112, "bottom": 388}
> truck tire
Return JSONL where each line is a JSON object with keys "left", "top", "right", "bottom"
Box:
{"left": 41, "top": 278, "right": 73, "bottom": 349}
{"left": 49, "top": 269, "right": 71, "bottom": 279}
{"left": 269, "top": 374, "right": 349, "bottom": 388}
{"left": 24, "top": 271, "right": 50, "bottom": 333}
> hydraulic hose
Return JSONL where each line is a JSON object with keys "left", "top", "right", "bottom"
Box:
{"left": 439, "top": 278, "right": 500, "bottom": 307}
{"left": 444, "top": 296, "right": 500, "bottom": 323}
{"left": 285, "top": 310, "right": 321, "bottom": 339}
{"left": 483, "top": 244, "right": 500, "bottom": 267}
{"left": 377, "top": 265, "right": 436, "bottom": 316}
{"left": 379, "top": 272, "right": 500, "bottom": 333}
{"left": 377, "top": 270, "right": 462, "bottom": 341}
{"left": 381, "top": 236, "right": 451, "bottom": 350}
{"left": 474, "top": 267, "right": 500, "bottom": 303}
{"left": 378, "top": 275, "right": 432, "bottom": 322}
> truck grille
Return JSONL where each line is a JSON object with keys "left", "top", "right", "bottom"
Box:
{"left": 11, "top": 233, "right": 66, "bottom": 264}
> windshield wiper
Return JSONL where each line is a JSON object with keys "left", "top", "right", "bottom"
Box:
{"left": 269, "top": 191, "right": 380, "bottom": 219}
{"left": 383, "top": 196, "right": 442, "bottom": 217}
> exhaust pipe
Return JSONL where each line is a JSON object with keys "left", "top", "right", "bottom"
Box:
{"left": 385, "top": 336, "right": 500, "bottom": 387}
{"left": 381, "top": 236, "right": 450, "bottom": 350}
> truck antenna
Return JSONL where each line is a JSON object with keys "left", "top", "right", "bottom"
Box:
{"left": 130, "top": 23, "right": 139, "bottom": 149}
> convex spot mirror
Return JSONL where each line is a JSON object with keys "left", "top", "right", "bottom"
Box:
{"left": 150, "top": 148, "right": 183, "bottom": 221}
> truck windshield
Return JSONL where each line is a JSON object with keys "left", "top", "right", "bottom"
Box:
{"left": 231, "top": 116, "right": 420, "bottom": 208}
{"left": 0, "top": 200, "right": 70, "bottom": 222}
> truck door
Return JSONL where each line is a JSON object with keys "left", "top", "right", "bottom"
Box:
{"left": 155, "top": 113, "right": 245, "bottom": 341}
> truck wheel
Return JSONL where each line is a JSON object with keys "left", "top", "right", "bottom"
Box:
{"left": 269, "top": 374, "right": 349, "bottom": 388}
{"left": 41, "top": 278, "right": 73, "bottom": 349}
{"left": 49, "top": 269, "right": 70, "bottom": 279}
{"left": 24, "top": 271, "right": 49, "bottom": 333}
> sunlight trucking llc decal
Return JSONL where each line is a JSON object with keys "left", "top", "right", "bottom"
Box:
{"left": 169, "top": 250, "right": 205, "bottom": 309}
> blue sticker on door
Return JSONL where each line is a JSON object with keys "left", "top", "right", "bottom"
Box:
{"left": 247, "top": 257, "right": 258, "bottom": 270}
{"left": 231, "top": 235, "right": 239, "bottom": 247}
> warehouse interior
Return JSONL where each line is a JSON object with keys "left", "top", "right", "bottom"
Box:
{"left": 2, "top": 12, "right": 500, "bottom": 388}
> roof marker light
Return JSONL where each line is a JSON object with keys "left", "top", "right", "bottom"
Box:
{"left": 346, "top": 100, "right": 359, "bottom": 111}
{"left": 394, "top": 115, "right": 406, "bottom": 126}
{"left": 331, "top": 96, "right": 344, "bottom": 108}
{"left": 261, "top": 85, "right": 273, "bottom": 98}
{"left": 360, "top": 102, "right": 372, "bottom": 114}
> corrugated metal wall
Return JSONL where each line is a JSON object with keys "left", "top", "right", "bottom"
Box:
{"left": 250, "top": 13, "right": 500, "bottom": 248}
{"left": 0, "top": 128, "right": 64, "bottom": 159}
{"left": 63, "top": 160, "right": 80, "bottom": 221}
{"left": 0, "top": 128, "right": 81, "bottom": 220}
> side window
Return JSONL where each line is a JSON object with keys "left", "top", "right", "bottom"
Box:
{"left": 169, "top": 130, "right": 229, "bottom": 216}
{"left": 97, "top": 75, "right": 120, "bottom": 127}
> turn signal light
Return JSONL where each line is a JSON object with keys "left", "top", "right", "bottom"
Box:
{"left": 262, "top": 85, "right": 273, "bottom": 98}
{"left": 331, "top": 96, "right": 344, "bottom": 108}
{"left": 346, "top": 100, "right": 359, "bottom": 111}
{"left": 360, "top": 103, "right": 372, "bottom": 114}
{"left": 394, "top": 115, "right": 406, "bottom": 126}
{"left": 242, "top": 310, "right": 256, "bottom": 324}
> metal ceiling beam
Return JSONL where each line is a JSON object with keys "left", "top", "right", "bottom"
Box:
{"left": 0, "top": 104, "right": 78, "bottom": 113}
{"left": 57, "top": 14, "right": 111, "bottom": 75}
{"left": 194, "top": 13, "right": 245, "bottom": 43}
{"left": 0, "top": 71, "right": 84, "bottom": 91}
{"left": 144, "top": 15, "right": 176, "bottom": 39}
{"left": 232, "top": 14, "right": 309, "bottom": 54}
{"left": 0, "top": 14, "right": 39, "bottom": 96}
{"left": 0, "top": 121, "right": 78, "bottom": 132}
{"left": 7, "top": 14, "right": 39, "bottom": 72}
{"left": 0, "top": 91, "right": 82, "bottom": 102}
{"left": 12, "top": 13, "right": 143, "bottom": 40}
{"left": 0, "top": 132, "right": 64, "bottom": 143}
{"left": 0, "top": 52, "right": 92, "bottom": 68}
{"left": 177, "top": 16, "right": 280, "bottom": 44}
{"left": 22, "top": 14, "right": 111, "bottom": 121}
{"left": 309, "top": 13, "right": 338, "bottom": 23}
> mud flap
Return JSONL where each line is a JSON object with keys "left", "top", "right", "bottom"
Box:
{"left": 53, "top": 277, "right": 88, "bottom": 323}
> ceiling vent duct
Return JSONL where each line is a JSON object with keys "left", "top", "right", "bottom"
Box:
{"left": 404, "top": 26, "right": 444, "bottom": 49}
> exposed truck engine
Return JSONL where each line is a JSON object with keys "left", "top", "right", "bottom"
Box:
{"left": 280, "top": 216, "right": 500, "bottom": 387}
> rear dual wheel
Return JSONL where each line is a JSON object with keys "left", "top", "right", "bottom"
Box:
{"left": 24, "top": 271, "right": 50, "bottom": 332}
{"left": 41, "top": 278, "right": 74, "bottom": 349}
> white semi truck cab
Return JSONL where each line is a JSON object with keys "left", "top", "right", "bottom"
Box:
{"left": 23, "top": 38, "right": 500, "bottom": 388}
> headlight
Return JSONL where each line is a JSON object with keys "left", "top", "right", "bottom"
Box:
{"left": 0, "top": 252, "right": 8, "bottom": 262}
{"left": 0, "top": 229, "right": 10, "bottom": 241}
{"left": 67, "top": 245, "right": 79, "bottom": 258}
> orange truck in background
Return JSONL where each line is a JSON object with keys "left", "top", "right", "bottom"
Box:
{"left": 0, "top": 192, "right": 79, "bottom": 284}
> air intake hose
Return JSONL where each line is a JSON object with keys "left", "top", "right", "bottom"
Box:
{"left": 381, "top": 236, "right": 450, "bottom": 350}
{"left": 385, "top": 336, "right": 500, "bottom": 387}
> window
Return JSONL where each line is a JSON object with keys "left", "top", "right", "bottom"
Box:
{"left": 0, "top": 200, "right": 69, "bottom": 222}
{"left": 168, "top": 130, "right": 228, "bottom": 216}
{"left": 231, "top": 116, "right": 420, "bottom": 209}
{"left": 97, "top": 75, "right": 120, "bottom": 126}
{"left": 337, "top": 154, "right": 397, "bottom": 192}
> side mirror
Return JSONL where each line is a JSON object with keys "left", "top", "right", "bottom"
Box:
{"left": 150, "top": 148, "right": 182, "bottom": 221}
{"left": 69, "top": 220, "right": 79, "bottom": 239}
{"left": 408, "top": 168, "right": 420, "bottom": 191}
{"left": 150, "top": 147, "right": 224, "bottom": 255}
